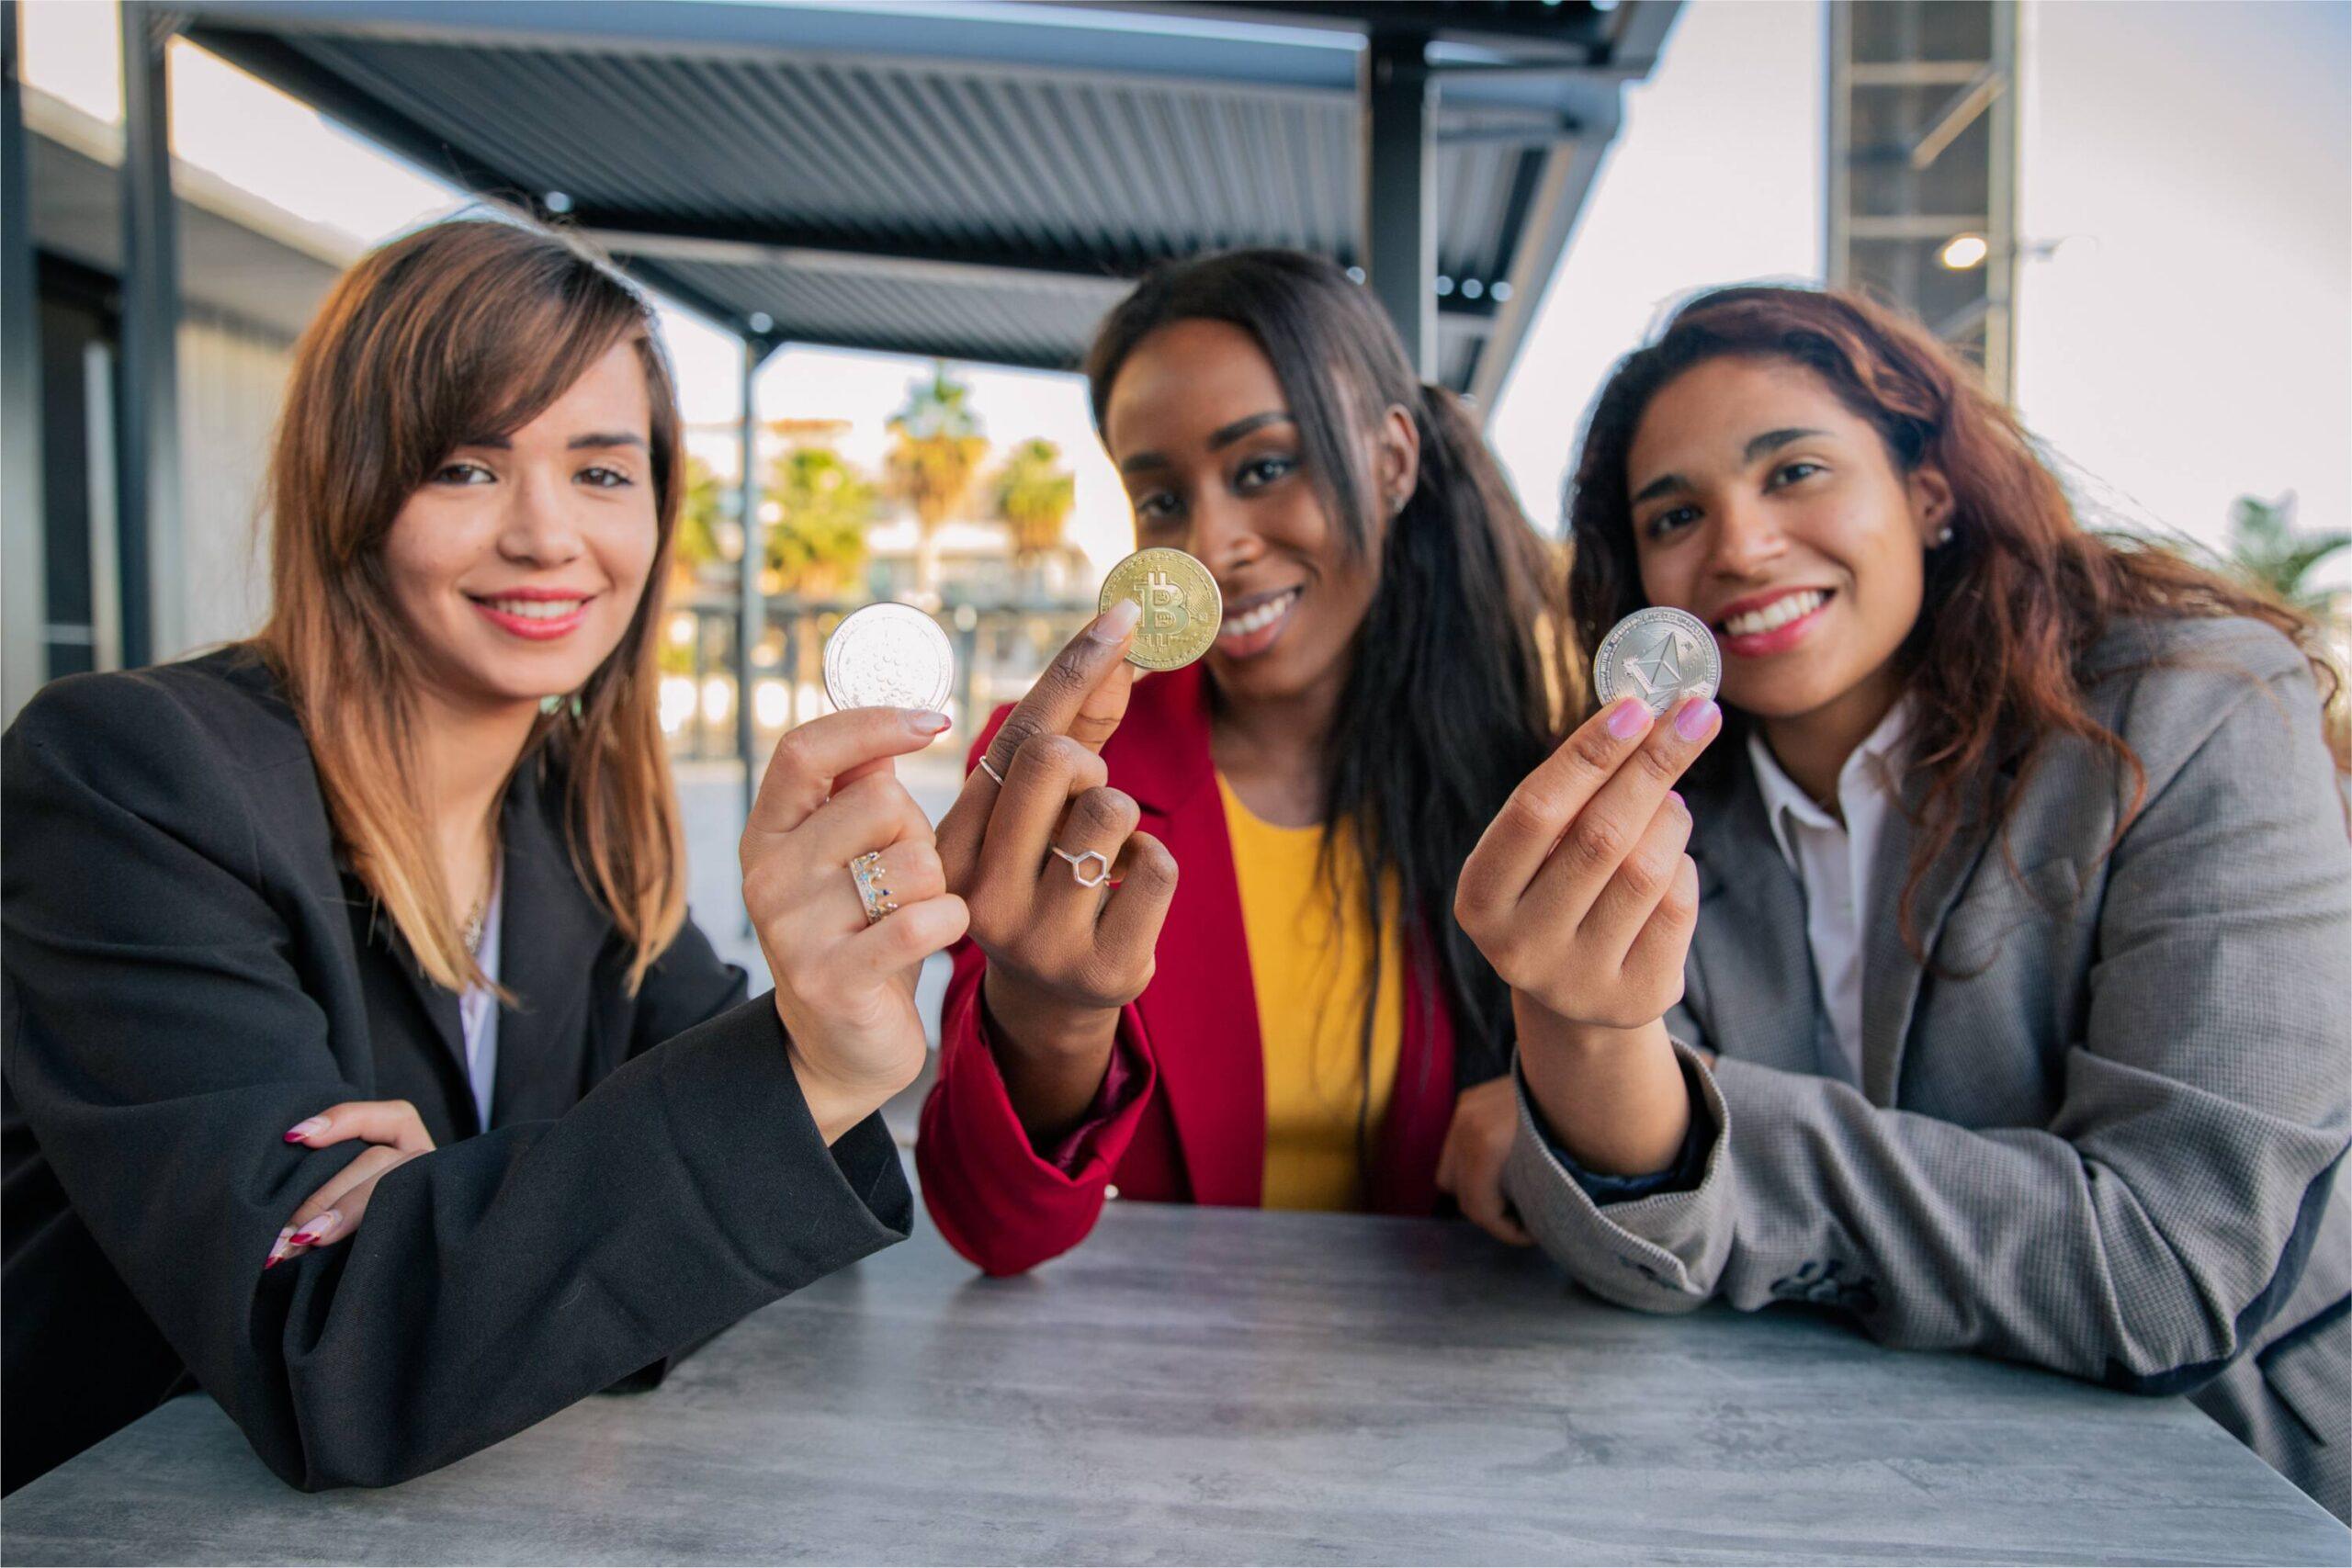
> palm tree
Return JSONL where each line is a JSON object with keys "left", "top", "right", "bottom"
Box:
{"left": 673, "top": 455, "right": 728, "bottom": 582}
{"left": 2224, "top": 493, "right": 2349, "bottom": 616}
{"left": 765, "top": 444, "right": 876, "bottom": 601}
{"left": 887, "top": 363, "right": 989, "bottom": 599}
{"left": 995, "top": 437, "right": 1077, "bottom": 565}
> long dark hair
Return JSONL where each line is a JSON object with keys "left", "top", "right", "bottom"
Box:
{"left": 1567, "top": 284, "right": 2347, "bottom": 956}
{"left": 1085, "top": 250, "right": 1568, "bottom": 1095}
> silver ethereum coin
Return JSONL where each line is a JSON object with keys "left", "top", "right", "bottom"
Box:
{"left": 1593, "top": 606, "right": 1721, "bottom": 716}
{"left": 822, "top": 603, "right": 956, "bottom": 715}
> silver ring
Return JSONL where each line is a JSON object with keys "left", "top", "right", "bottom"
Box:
{"left": 1050, "top": 845, "right": 1112, "bottom": 889}
{"left": 976, "top": 754, "right": 1006, "bottom": 786}
{"left": 848, "top": 850, "right": 897, "bottom": 925}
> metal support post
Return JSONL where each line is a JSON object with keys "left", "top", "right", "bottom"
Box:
{"left": 1362, "top": 33, "right": 1436, "bottom": 378}
{"left": 735, "top": 335, "right": 776, "bottom": 838}
{"left": 118, "top": 0, "right": 182, "bottom": 667}
{"left": 2, "top": 0, "right": 45, "bottom": 719}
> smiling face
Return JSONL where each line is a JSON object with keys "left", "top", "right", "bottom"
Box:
{"left": 380, "top": 336, "right": 661, "bottom": 716}
{"left": 1624, "top": 355, "right": 1951, "bottom": 728}
{"left": 1101, "top": 318, "right": 1411, "bottom": 707}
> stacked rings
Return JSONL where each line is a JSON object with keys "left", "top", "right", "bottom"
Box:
{"left": 848, "top": 850, "right": 897, "bottom": 925}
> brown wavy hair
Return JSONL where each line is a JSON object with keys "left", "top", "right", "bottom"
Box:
{"left": 1566, "top": 284, "right": 2347, "bottom": 957}
{"left": 254, "top": 220, "right": 686, "bottom": 993}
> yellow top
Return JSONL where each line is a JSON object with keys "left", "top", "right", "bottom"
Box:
{"left": 1217, "top": 773, "right": 1406, "bottom": 1212}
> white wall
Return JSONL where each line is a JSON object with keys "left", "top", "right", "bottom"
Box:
{"left": 171, "top": 310, "right": 286, "bottom": 657}
{"left": 2012, "top": 0, "right": 2351, "bottom": 572}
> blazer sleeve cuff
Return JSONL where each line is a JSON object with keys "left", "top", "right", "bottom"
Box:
{"left": 933, "top": 977, "right": 1158, "bottom": 1193}
{"left": 655, "top": 996, "right": 914, "bottom": 1280}
{"left": 1526, "top": 1049, "right": 1716, "bottom": 1205}
{"left": 1013, "top": 1021, "right": 1149, "bottom": 1176}
{"left": 917, "top": 971, "right": 1159, "bottom": 1274}
{"left": 1504, "top": 1036, "right": 1737, "bottom": 1312}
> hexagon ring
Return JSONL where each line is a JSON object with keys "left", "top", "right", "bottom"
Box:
{"left": 1049, "top": 844, "right": 1113, "bottom": 889}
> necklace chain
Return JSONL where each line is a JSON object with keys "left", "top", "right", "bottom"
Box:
{"left": 460, "top": 834, "right": 496, "bottom": 959}
{"left": 461, "top": 893, "right": 488, "bottom": 957}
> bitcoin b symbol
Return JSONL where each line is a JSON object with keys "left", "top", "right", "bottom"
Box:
{"left": 1141, "top": 570, "right": 1189, "bottom": 634}
{"left": 1098, "top": 547, "right": 1220, "bottom": 671}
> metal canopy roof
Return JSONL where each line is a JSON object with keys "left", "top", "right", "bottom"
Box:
{"left": 177, "top": 0, "right": 1676, "bottom": 404}
{"left": 25, "top": 87, "right": 355, "bottom": 342}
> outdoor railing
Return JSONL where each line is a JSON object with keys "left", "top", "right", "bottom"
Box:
{"left": 658, "top": 592, "right": 1100, "bottom": 763}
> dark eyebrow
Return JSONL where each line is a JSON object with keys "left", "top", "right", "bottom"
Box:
{"left": 1209, "top": 411, "right": 1293, "bottom": 449}
{"left": 1118, "top": 449, "right": 1171, "bottom": 477}
{"left": 452, "top": 433, "right": 648, "bottom": 451}
{"left": 1631, "top": 427, "right": 1831, "bottom": 508}
{"left": 1630, "top": 471, "right": 1688, "bottom": 508}
{"left": 1117, "top": 411, "right": 1295, "bottom": 475}
{"left": 1742, "top": 427, "right": 1826, "bottom": 463}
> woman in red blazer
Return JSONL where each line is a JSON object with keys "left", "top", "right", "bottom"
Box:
{"left": 919, "top": 252, "right": 1570, "bottom": 1274}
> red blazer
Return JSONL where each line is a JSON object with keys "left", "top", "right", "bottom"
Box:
{"left": 917, "top": 662, "right": 1461, "bottom": 1276}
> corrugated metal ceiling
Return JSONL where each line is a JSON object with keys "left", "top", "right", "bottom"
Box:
{"left": 182, "top": 1, "right": 1677, "bottom": 396}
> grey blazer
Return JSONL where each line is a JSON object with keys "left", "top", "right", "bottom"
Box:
{"left": 1505, "top": 615, "right": 2350, "bottom": 1520}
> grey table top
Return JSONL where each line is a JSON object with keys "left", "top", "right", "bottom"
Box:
{"left": 6, "top": 1201, "right": 2346, "bottom": 1566}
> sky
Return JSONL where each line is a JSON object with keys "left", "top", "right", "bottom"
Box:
{"left": 2010, "top": 0, "right": 2351, "bottom": 577}
{"left": 1482, "top": 0, "right": 1823, "bottom": 530}
{"left": 18, "top": 0, "right": 2349, "bottom": 587}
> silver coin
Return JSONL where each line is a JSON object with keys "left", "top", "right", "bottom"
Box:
{"left": 1593, "top": 606, "right": 1721, "bottom": 716}
{"left": 822, "top": 604, "right": 956, "bottom": 715}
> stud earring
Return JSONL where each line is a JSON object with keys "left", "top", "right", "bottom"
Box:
{"left": 1934, "top": 525, "right": 1955, "bottom": 547}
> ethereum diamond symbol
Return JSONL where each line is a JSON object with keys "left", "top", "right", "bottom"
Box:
{"left": 1626, "top": 635, "right": 1685, "bottom": 697}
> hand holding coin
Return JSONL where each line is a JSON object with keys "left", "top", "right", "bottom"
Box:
{"left": 1454, "top": 636, "right": 1724, "bottom": 1032}
{"left": 740, "top": 704, "right": 967, "bottom": 1145}
{"left": 933, "top": 601, "right": 1180, "bottom": 1139}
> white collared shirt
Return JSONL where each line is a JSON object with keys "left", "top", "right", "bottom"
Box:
{"left": 1746, "top": 701, "right": 1913, "bottom": 1083}
{"left": 457, "top": 869, "right": 503, "bottom": 1132}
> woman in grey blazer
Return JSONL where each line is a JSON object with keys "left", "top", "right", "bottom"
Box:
{"left": 1457, "top": 286, "right": 2348, "bottom": 1519}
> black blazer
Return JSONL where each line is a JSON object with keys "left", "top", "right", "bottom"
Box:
{"left": 2, "top": 647, "right": 910, "bottom": 1493}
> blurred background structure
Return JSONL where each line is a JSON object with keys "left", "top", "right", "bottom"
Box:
{"left": 1827, "top": 0, "right": 2017, "bottom": 389}
{"left": 4, "top": 0, "right": 2348, "bottom": 1002}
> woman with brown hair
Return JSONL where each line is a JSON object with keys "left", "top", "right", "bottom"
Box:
{"left": 2, "top": 220, "right": 965, "bottom": 1491}
{"left": 1456, "top": 285, "right": 2349, "bottom": 1517}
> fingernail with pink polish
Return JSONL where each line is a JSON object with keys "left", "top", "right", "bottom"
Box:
{"left": 289, "top": 1211, "right": 339, "bottom": 1247}
{"left": 907, "top": 710, "right": 951, "bottom": 735}
{"left": 1606, "top": 699, "right": 1650, "bottom": 740}
{"left": 263, "top": 1226, "right": 295, "bottom": 1269}
{"left": 283, "top": 1118, "right": 327, "bottom": 1143}
{"left": 1668, "top": 790, "right": 1686, "bottom": 809}
{"left": 1675, "top": 699, "right": 1721, "bottom": 741}
{"left": 1091, "top": 598, "right": 1141, "bottom": 641}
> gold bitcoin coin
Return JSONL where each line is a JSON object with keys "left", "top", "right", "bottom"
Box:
{"left": 1097, "top": 547, "right": 1223, "bottom": 671}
